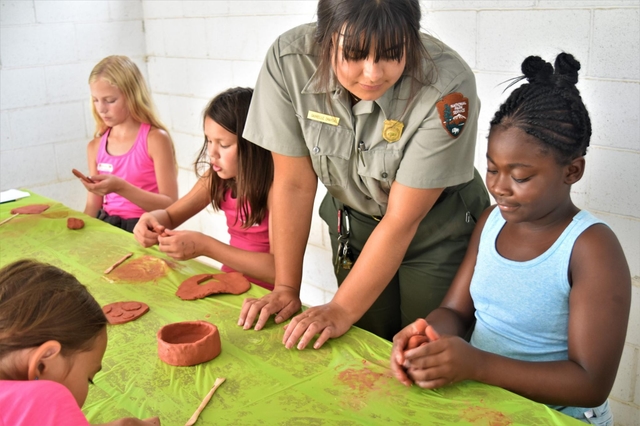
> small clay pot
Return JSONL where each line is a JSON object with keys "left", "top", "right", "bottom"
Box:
{"left": 157, "top": 321, "right": 221, "bottom": 366}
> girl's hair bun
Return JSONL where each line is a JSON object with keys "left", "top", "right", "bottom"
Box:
{"left": 521, "top": 56, "right": 554, "bottom": 83}
{"left": 554, "top": 52, "right": 581, "bottom": 85}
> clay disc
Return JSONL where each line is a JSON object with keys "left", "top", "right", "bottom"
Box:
{"left": 10, "top": 204, "right": 50, "bottom": 214}
{"left": 102, "top": 301, "right": 149, "bottom": 325}
{"left": 176, "top": 272, "right": 251, "bottom": 300}
{"left": 67, "top": 217, "right": 85, "bottom": 229}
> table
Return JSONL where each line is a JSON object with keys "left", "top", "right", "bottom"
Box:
{"left": 0, "top": 192, "right": 582, "bottom": 425}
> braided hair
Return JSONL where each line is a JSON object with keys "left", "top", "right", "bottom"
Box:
{"left": 490, "top": 53, "right": 591, "bottom": 164}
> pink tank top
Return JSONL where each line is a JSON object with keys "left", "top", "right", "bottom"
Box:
{"left": 96, "top": 123, "right": 158, "bottom": 219}
{"left": 219, "top": 189, "right": 273, "bottom": 290}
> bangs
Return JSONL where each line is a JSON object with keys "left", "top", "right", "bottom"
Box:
{"left": 338, "top": 13, "right": 407, "bottom": 62}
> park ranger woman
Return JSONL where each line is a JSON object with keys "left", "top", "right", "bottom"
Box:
{"left": 239, "top": 0, "right": 489, "bottom": 348}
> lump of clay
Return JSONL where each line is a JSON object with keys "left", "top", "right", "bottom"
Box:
{"left": 406, "top": 334, "right": 429, "bottom": 350}
{"left": 157, "top": 321, "right": 221, "bottom": 366}
{"left": 176, "top": 272, "right": 250, "bottom": 300}
{"left": 67, "top": 217, "right": 85, "bottom": 230}
{"left": 102, "top": 301, "right": 149, "bottom": 325}
{"left": 10, "top": 204, "right": 50, "bottom": 214}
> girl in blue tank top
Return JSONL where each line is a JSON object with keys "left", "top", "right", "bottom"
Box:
{"left": 390, "top": 53, "right": 631, "bottom": 425}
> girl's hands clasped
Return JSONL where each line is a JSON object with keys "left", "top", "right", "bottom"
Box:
{"left": 238, "top": 286, "right": 301, "bottom": 331}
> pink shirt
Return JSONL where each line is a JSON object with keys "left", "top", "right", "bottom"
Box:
{"left": 0, "top": 380, "right": 90, "bottom": 426}
{"left": 219, "top": 189, "right": 273, "bottom": 290}
{"left": 97, "top": 123, "right": 158, "bottom": 219}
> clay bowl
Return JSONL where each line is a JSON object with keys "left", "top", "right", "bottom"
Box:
{"left": 157, "top": 321, "right": 221, "bottom": 366}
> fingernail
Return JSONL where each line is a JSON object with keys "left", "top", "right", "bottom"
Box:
{"left": 237, "top": 319, "right": 243, "bottom": 326}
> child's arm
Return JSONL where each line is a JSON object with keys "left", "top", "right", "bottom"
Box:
{"left": 399, "top": 219, "right": 631, "bottom": 408}
{"left": 82, "top": 137, "right": 103, "bottom": 217}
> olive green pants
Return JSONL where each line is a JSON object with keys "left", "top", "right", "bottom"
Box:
{"left": 319, "top": 169, "right": 490, "bottom": 341}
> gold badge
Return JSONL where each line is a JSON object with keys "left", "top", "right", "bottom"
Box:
{"left": 382, "top": 120, "right": 404, "bottom": 143}
{"left": 307, "top": 111, "right": 340, "bottom": 126}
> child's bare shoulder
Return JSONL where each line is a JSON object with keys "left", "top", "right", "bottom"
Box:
{"left": 572, "top": 219, "right": 629, "bottom": 280}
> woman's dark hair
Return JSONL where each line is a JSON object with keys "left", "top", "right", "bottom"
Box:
{"left": 490, "top": 53, "right": 592, "bottom": 164}
{"left": 195, "top": 87, "right": 273, "bottom": 227}
{"left": 314, "top": 0, "right": 434, "bottom": 96}
{"left": 0, "top": 259, "right": 107, "bottom": 358}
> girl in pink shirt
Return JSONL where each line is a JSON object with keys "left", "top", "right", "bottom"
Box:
{"left": 78, "top": 56, "right": 178, "bottom": 232}
{"left": 0, "top": 260, "right": 158, "bottom": 426}
{"left": 134, "top": 88, "right": 275, "bottom": 290}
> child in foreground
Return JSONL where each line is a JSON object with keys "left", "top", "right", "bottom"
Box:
{"left": 390, "top": 53, "right": 630, "bottom": 425}
{"left": 133, "top": 87, "right": 275, "bottom": 290}
{"left": 79, "top": 55, "right": 178, "bottom": 232}
{"left": 0, "top": 259, "right": 159, "bottom": 425}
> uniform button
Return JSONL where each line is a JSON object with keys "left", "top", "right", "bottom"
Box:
{"left": 312, "top": 146, "right": 321, "bottom": 154}
{"left": 381, "top": 172, "right": 388, "bottom": 179}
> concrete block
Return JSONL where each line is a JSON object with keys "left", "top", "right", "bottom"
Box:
{"left": 54, "top": 139, "right": 90, "bottom": 182}
{"left": 1, "top": 111, "right": 11, "bottom": 145}
{"left": 421, "top": 11, "right": 477, "bottom": 68}
{"left": 538, "top": 1, "right": 640, "bottom": 6}
{"left": 590, "top": 9, "right": 640, "bottom": 81}
{"left": 611, "top": 343, "right": 637, "bottom": 402}
{"left": 227, "top": 1, "right": 317, "bottom": 16}
{"left": 0, "top": 144, "right": 58, "bottom": 190}
{"left": 0, "top": 1, "right": 36, "bottom": 25}
{"left": 34, "top": 0, "right": 110, "bottom": 23}
{"left": 30, "top": 179, "right": 87, "bottom": 212}
{"left": 609, "top": 398, "right": 640, "bottom": 426}
{"left": 188, "top": 59, "right": 233, "bottom": 99}
{"left": 172, "top": 131, "right": 203, "bottom": 171}
{"left": 423, "top": 1, "right": 535, "bottom": 10}
{"left": 151, "top": 94, "right": 173, "bottom": 130}
{"left": 45, "top": 62, "right": 95, "bottom": 104}
{"left": 83, "top": 99, "right": 96, "bottom": 139}
{"left": 626, "top": 284, "right": 640, "bottom": 346}
{"left": 143, "top": 19, "right": 165, "bottom": 56}
{"left": 593, "top": 212, "right": 640, "bottom": 278}
{"left": 177, "top": 167, "right": 199, "bottom": 199}
{"left": 163, "top": 18, "right": 207, "bottom": 58}
{"left": 7, "top": 103, "right": 86, "bottom": 149}
{"left": 300, "top": 282, "right": 328, "bottom": 308}
{"left": 580, "top": 79, "right": 640, "bottom": 152}
{"left": 477, "top": 10, "right": 590, "bottom": 73}
{"left": 183, "top": 1, "right": 229, "bottom": 17}
{"left": 142, "top": 1, "right": 183, "bottom": 19}
{"left": 231, "top": 60, "right": 263, "bottom": 87}
{"left": 109, "top": 0, "right": 143, "bottom": 21}
{"left": 587, "top": 148, "right": 640, "bottom": 218}
{"left": 199, "top": 207, "right": 230, "bottom": 244}
{"left": 76, "top": 21, "right": 145, "bottom": 61}
{"left": 0, "top": 24, "right": 76, "bottom": 67}
{"left": 0, "top": 67, "right": 47, "bottom": 110}
{"left": 168, "top": 95, "right": 208, "bottom": 135}
{"left": 147, "top": 57, "right": 189, "bottom": 95}
{"left": 301, "top": 243, "right": 338, "bottom": 296}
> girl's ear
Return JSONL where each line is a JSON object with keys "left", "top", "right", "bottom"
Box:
{"left": 26, "top": 340, "right": 62, "bottom": 381}
{"left": 565, "top": 156, "right": 585, "bottom": 185}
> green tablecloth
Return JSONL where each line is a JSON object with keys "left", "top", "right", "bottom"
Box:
{"left": 0, "top": 192, "right": 582, "bottom": 425}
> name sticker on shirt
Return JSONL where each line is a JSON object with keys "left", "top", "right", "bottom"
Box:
{"left": 436, "top": 92, "right": 469, "bottom": 138}
{"left": 97, "top": 162, "right": 113, "bottom": 173}
{"left": 307, "top": 111, "right": 340, "bottom": 126}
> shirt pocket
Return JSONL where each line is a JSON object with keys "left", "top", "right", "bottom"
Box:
{"left": 357, "top": 147, "right": 403, "bottom": 195}
{"left": 299, "top": 118, "right": 353, "bottom": 187}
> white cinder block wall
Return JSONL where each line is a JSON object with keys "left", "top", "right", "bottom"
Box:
{"left": 0, "top": 1, "right": 638, "bottom": 424}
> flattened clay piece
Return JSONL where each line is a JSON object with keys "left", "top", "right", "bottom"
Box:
{"left": 67, "top": 217, "right": 85, "bottom": 229}
{"left": 157, "top": 321, "right": 221, "bottom": 366}
{"left": 102, "top": 301, "right": 149, "bottom": 325}
{"left": 176, "top": 272, "right": 251, "bottom": 300}
{"left": 10, "top": 204, "right": 50, "bottom": 215}
{"left": 406, "top": 334, "right": 429, "bottom": 350}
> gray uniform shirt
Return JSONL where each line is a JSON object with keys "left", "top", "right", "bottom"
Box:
{"left": 244, "top": 23, "right": 479, "bottom": 216}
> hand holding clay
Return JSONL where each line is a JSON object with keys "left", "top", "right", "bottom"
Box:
{"left": 96, "top": 416, "right": 160, "bottom": 426}
{"left": 84, "top": 174, "right": 125, "bottom": 197}
{"left": 158, "top": 229, "right": 201, "bottom": 260}
{"left": 238, "top": 285, "right": 301, "bottom": 331}
{"left": 390, "top": 318, "right": 434, "bottom": 386}
{"left": 281, "top": 301, "right": 353, "bottom": 350}
{"left": 133, "top": 213, "right": 165, "bottom": 248}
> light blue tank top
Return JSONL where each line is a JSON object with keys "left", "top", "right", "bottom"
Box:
{"left": 470, "top": 207, "right": 604, "bottom": 361}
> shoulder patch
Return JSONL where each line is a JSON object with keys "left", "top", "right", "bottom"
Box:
{"left": 436, "top": 92, "right": 469, "bottom": 138}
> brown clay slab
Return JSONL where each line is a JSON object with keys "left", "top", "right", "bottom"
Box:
{"left": 102, "top": 301, "right": 149, "bottom": 325}
{"left": 10, "top": 204, "right": 50, "bottom": 214}
{"left": 176, "top": 272, "right": 251, "bottom": 300}
{"left": 67, "top": 217, "right": 85, "bottom": 229}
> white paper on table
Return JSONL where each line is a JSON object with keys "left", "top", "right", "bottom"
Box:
{"left": 0, "top": 189, "right": 30, "bottom": 204}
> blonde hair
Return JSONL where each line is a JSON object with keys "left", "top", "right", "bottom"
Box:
{"left": 89, "top": 55, "right": 169, "bottom": 138}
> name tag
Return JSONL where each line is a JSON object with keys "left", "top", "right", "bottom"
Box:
{"left": 97, "top": 162, "right": 113, "bottom": 173}
{"left": 307, "top": 111, "right": 340, "bottom": 126}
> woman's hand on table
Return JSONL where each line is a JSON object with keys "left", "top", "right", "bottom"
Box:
{"left": 82, "top": 174, "right": 125, "bottom": 197}
{"left": 133, "top": 213, "right": 165, "bottom": 247}
{"left": 157, "top": 229, "right": 202, "bottom": 260}
{"left": 95, "top": 416, "right": 160, "bottom": 426}
{"left": 238, "top": 285, "right": 301, "bottom": 331}
{"left": 282, "top": 301, "right": 354, "bottom": 350}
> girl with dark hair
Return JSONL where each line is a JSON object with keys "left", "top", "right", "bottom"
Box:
{"left": 134, "top": 87, "right": 275, "bottom": 290}
{"left": 391, "top": 53, "right": 630, "bottom": 426}
{"left": 239, "top": 0, "right": 489, "bottom": 347}
{"left": 0, "top": 259, "right": 158, "bottom": 425}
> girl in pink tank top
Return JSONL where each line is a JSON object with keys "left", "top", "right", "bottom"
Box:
{"left": 77, "top": 56, "right": 178, "bottom": 232}
{"left": 133, "top": 88, "right": 275, "bottom": 291}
